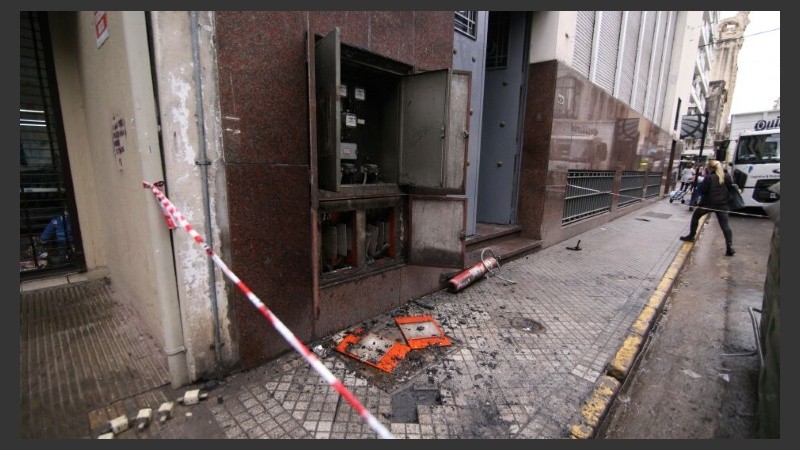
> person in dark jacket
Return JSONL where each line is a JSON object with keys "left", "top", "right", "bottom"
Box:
{"left": 680, "top": 160, "right": 737, "bottom": 256}
{"left": 40, "top": 209, "right": 73, "bottom": 264}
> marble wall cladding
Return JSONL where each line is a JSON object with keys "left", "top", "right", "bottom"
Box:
{"left": 225, "top": 164, "right": 313, "bottom": 368}
{"left": 412, "top": 11, "right": 456, "bottom": 71}
{"left": 215, "top": 11, "right": 310, "bottom": 166}
{"left": 546, "top": 62, "right": 672, "bottom": 173}
{"left": 519, "top": 60, "right": 674, "bottom": 246}
{"left": 214, "top": 11, "right": 454, "bottom": 366}
{"left": 518, "top": 60, "right": 557, "bottom": 240}
{"left": 367, "top": 11, "right": 416, "bottom": 64}
{"left": 309, "top": 11, "right": 371, "bottom": 48}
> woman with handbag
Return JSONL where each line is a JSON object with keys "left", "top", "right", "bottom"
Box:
{"left": 679, "top": 160, "right": 740, "bottom": 256}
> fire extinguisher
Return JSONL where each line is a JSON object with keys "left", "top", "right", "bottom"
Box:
{"left": 447, "top": 255, "right": 500, "bottom": 293}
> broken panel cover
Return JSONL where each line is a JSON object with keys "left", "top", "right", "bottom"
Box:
{"left": 394, "top": 315, "right": 452, "bottom": 349}
{"left": 335, "top": 329, "right": 411, "bottom": 373}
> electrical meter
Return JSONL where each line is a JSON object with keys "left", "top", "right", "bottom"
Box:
{"left": 354, "top": 87, "right": 366, "bottom": 101}
{"left": 340, "top": 142, "right": 358, "bottom": 160}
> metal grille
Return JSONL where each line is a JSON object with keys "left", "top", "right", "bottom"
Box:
{"left": 618, "top": 170, "right": 645, "bottom": 207}
{"left": 645, "top": 171, "right": 663, "bottom": 198}
{"left": 20, "top": 11, "right": 82, "bottom": 276}
{"left": 573, "top": 11, "right": 595, "bottom": 78}
{"left": 562, "top": 170, "right": 613, "bottom": 225}
{"left": 617, "top": 11, "right": 641, "bottom": 104}
{"left": 644, "top": 12, "right": 666, "bottom": 121}
{"left": 655, "top": 12, "right": 676, "bottom": 124}
{"left": 594, "top": 11, "right": 622, "bottom": 95}
{"left": 486, "top": 12, "right": 510, "bottom": 69}
{"left": 455, "top": 11, "right": 477, "bottom": 39}
{"left": 632, "top": 11, "right": 656, "bottom": 113}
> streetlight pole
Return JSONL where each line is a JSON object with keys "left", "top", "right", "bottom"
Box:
{"left": 690, "top": 111, "right": 709, "bottom": 207}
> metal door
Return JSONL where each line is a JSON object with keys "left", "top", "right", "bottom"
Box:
{"left": 314, "top": 28, "right": 342, "bottom": 192}
{"left": 453, "top": 11, "right": 489, "bottom": 236}
{"left": 477, "top": 12, "right": 529, "bottom": 224}
{"left": 401, "top": 70, "right": 470, "bottom": 268}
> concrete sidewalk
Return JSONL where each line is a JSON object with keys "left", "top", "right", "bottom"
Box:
{"left": 102, "top": 198, "right": 704, "bottom": 439}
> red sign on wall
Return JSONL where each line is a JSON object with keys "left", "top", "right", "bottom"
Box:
{"left": 94, "top": 11, "right": 109, "bottom": 48}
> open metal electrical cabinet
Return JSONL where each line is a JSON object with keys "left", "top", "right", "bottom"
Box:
{"left": 311, "top": 28, "right": 470, "bottom": 279}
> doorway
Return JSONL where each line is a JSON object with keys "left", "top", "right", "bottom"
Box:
{"left": 19, "top": 11, "right": 85, "bottom": 278}
{"left": 453, "top": 11, "right": 531, "bottom": 235}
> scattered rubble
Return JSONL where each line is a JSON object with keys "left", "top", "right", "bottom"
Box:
{"left": 134, "top": 408, "right": 153, "bottom": 431}
{"left": 177, "top": 389, "right": 208, "bottom": 405}
{"left": 109, "top": 415, "right": 129, "bottom": 434}
{"left": 157, "top": 402, "right": 174, "bottom": 423}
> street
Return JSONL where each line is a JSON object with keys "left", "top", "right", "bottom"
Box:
{"left": 598, "top": 209, "right": 773, "bottom": 438}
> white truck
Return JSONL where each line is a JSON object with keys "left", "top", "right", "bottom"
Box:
{"left": 725, "top": 110, "right": 780, "bottom": 210}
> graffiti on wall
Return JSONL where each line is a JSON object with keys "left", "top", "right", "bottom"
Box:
{"left": 112, "top": 115, "right": 126, "bottom": 171}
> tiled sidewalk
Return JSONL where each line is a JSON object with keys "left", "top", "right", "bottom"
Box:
{"left": 135, "top": 199, "right": 694, "bottom": 439}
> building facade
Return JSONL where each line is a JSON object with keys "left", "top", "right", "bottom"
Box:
{"left": 711, "top": 11, "right": 750, "bottom": 139}
{"left": 19, "top": 11, "right": 707, "bottom": 386}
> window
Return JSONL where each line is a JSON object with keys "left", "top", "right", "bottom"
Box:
{"left": 455, "top": 11, "right": 477, "bottom": 39}
{"left": 486, "top": 12, "right": 510, "bottom": 69}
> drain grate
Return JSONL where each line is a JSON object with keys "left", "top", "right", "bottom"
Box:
{"left": 510, "top": 317, "right": 545, "bottom": 333}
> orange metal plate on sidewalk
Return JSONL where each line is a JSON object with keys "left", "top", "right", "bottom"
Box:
{"left": 394, "top": 315, "right": 452, "bottom": 349}
{"left": 335, "top": 329, "right": 411, "bottom": 373}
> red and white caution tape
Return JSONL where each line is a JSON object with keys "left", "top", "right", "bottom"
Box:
{"left": 142, "top": 181, "right": 394, "bottom": 439}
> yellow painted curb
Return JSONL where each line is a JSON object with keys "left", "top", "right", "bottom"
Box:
{"left": 630, "top": 305, "right": 658, "bottom": 336}
{"left": 569, "top": 423, "right": 594, "bottom": 439}
{"left": 645, "top": 289, "right": 668, "bottom": 311}
{"left": 608, "top": 334, "right": 643, "bottom": 380}
{"left": 568, "top": 375, "right": 621, "bottom": 438}
{"left": 567, "top": 212, "right": 710, "bottom": 439}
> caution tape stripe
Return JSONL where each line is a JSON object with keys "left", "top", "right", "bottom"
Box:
{"left": 143, "top": 181, "right": 393, "bottom": 439}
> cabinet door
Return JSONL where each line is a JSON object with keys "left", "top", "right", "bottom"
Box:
{"left": 407, "top": 195, "right": 465, "bottom": 268}
{"left": 400, "top": 69, "right": 447, "bottom": 188}
{"left": 400, "top": 69, "right": 469, "bottom": 194}
{"left": 445, "top": 70, "right": 470, "bottom": 192}
{"left": 315, "top": 28, "right": 341, "bottom": 192}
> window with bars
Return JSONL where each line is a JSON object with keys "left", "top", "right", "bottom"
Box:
{"left": 454, "top": 11, "right": 477, "bottom": 39}
{"left": 486, "top": 12, "right": 509, "bottom": 69}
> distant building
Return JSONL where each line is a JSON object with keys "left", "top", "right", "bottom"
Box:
{"left": 712, "top": 11, "right": 750, "bottom": 139}
{"left": 684, "top": 11, "right": 720, "bottom": 152}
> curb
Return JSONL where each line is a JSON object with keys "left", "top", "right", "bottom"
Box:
{"left": 568, "top": 214, "right": 709, "bottom": 439}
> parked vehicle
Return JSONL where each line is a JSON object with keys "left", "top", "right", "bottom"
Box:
{"left": 725, "top": 110, "right": 780, "bottom": 211}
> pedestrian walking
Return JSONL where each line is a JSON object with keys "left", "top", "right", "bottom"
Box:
{"left": 679, "top": 163, "right": 696, "bottom": 192}
{"left": 680, "top": 160, "right": 737, "bottom": 256}
{"left": 687, "top": 163, "right": 707, "bottom": 209}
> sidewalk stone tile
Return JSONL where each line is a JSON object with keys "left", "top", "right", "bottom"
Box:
{"left": 115, "top": 200, "right": 697, "bottom": 439}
